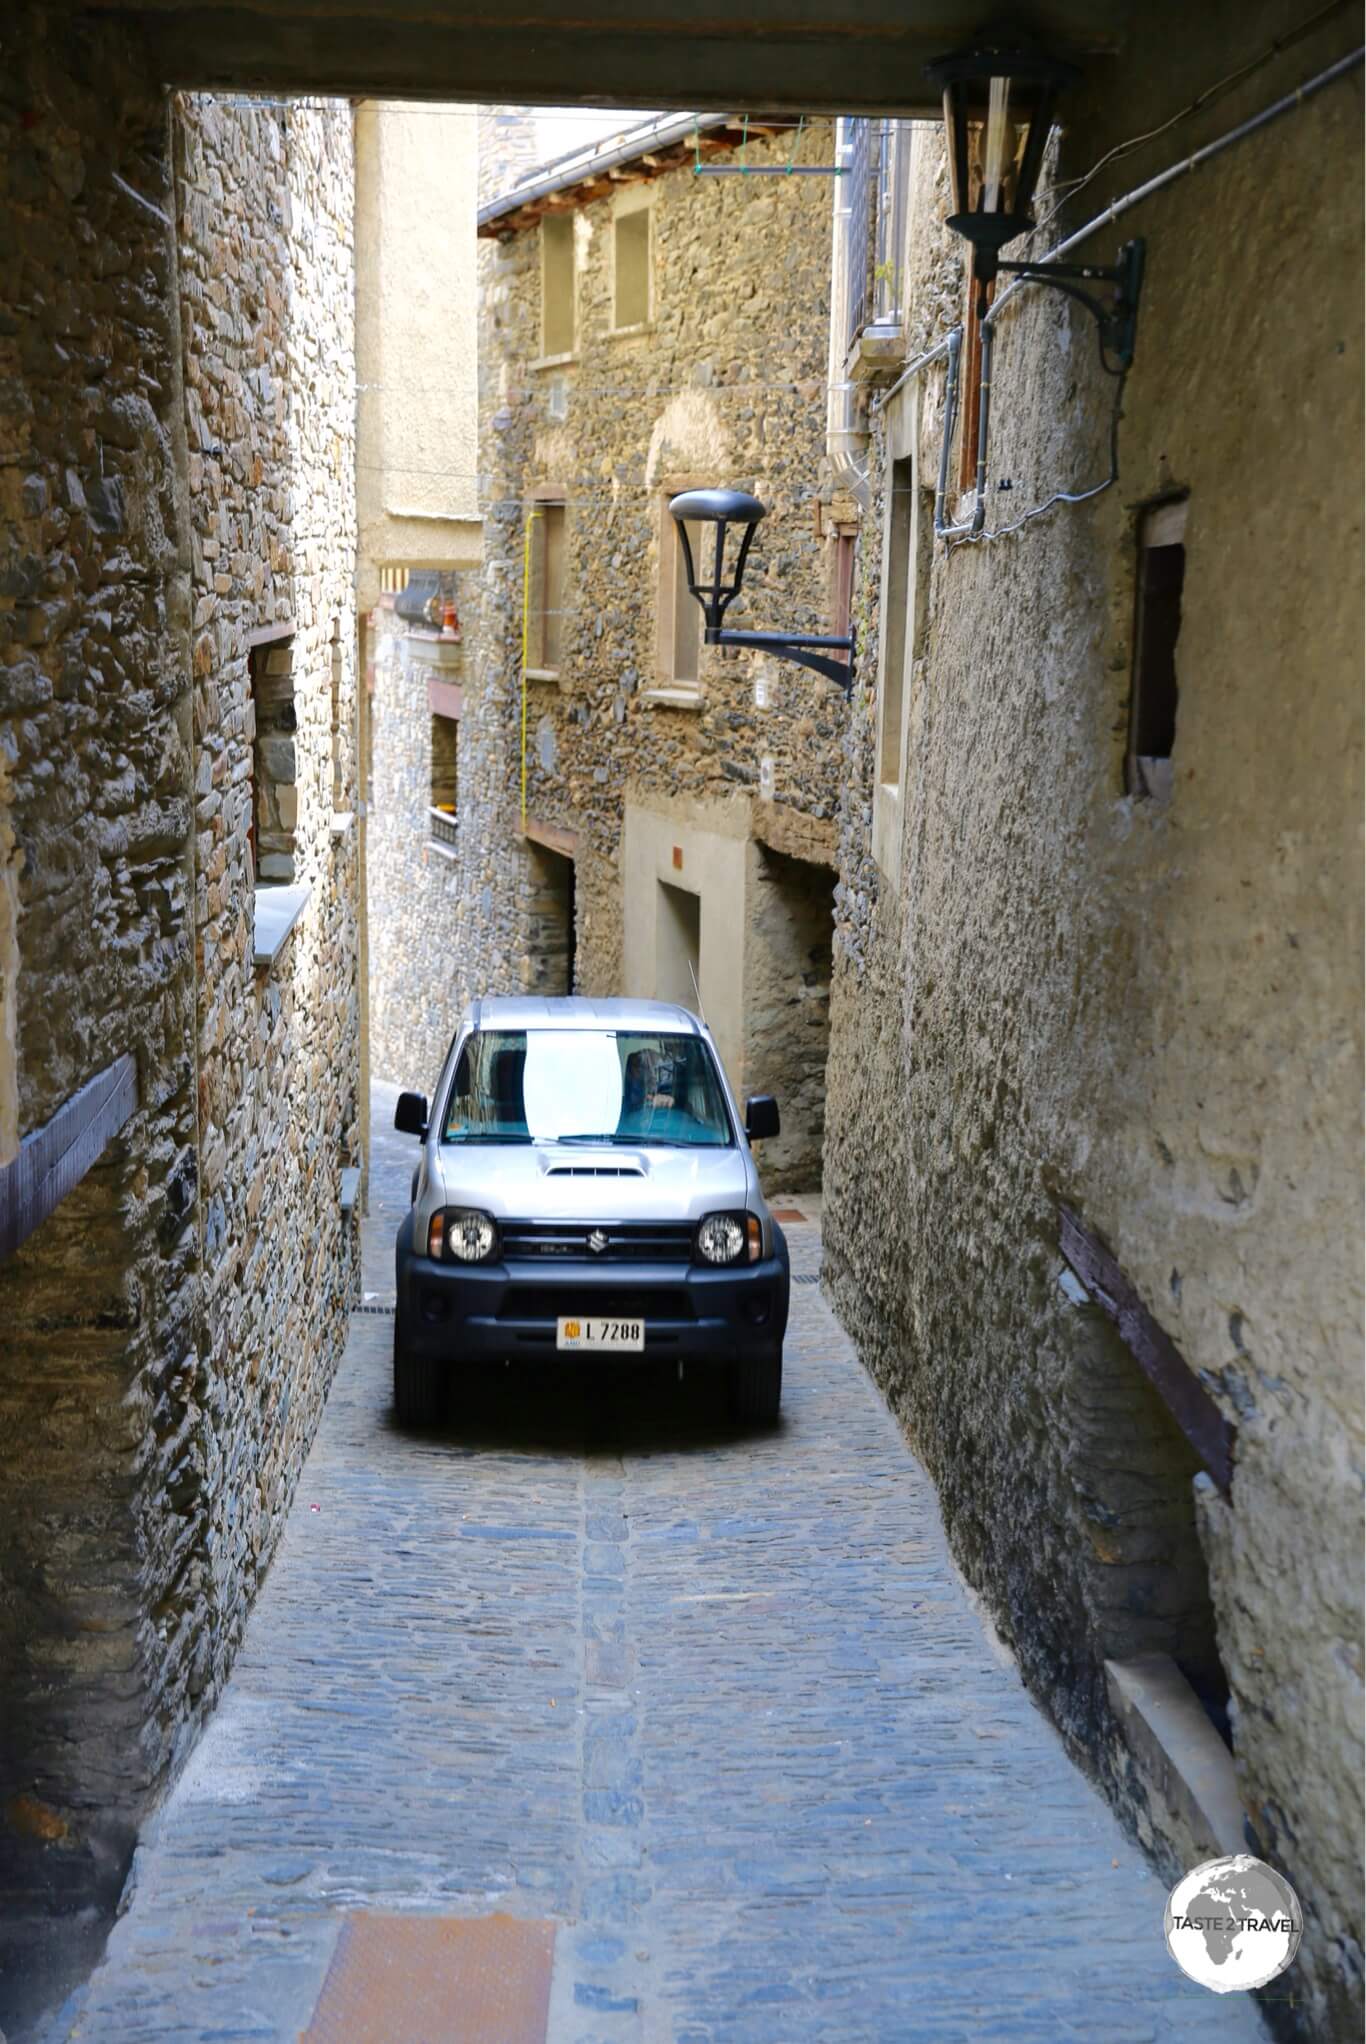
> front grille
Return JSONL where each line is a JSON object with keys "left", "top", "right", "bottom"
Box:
{"left": 500, "top": 1220, "right": 695, "bottom": 1263}
{"left": 497, "top": 1287, "right": 692, "bottom": 1324}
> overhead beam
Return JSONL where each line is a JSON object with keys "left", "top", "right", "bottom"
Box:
{"left": 77, "top": 2, "right": 1128, "bottom": 111}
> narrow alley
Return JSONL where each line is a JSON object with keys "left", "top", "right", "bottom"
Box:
{"left": 52, "top": 1090, "right": 1261, "bottom": 2043}
{"left": 2, "top": 4, "right": 1360, "bottom": 2039}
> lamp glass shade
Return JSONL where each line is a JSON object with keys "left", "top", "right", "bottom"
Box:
{"left": 927, "top": 42, "right": 1077, "bottom": 271}
{"left": 667, "top": 488, "right": 766, "bottom": 633}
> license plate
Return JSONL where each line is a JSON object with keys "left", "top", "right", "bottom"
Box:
{"left": 556, "top": 1316, "right": 645, "bottom": 1352}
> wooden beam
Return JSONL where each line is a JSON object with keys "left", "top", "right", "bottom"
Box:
{"left": 427, "top": 676, "right": 464, "bottom": 721}
{"left": 522, "top": 817, "right": 579, "bottom": 860}
{"left": 1058, "top": 1202, "right": 1236, "bottom": 1496}
{"left": 0, "top": 1054, "right": 138, "bottom": 1262}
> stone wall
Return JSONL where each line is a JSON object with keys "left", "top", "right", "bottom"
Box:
{"left": 0, "top": 33, "right": 364, "bottom": 1938}
{"left": 374, "top": 116, "right": 843, "bottom": 1170}
{"left": 365, "top": 597, "right": 525, "bottom": 1093}
{"left": 0, "top": 8, "right": 202, "bottom": 1917}
{"left": 175, "top": 91, "right": 362, "bottom": 1691}
{"left": 822, "top": 14, "right": 1363, "bottom": 2036}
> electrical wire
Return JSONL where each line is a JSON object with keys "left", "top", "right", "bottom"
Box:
{"left": 1021, "top": 0, "right": 1354, "bottom": 242}
{"left": 947, "top": 337, "right": 1127, "bottom": 552}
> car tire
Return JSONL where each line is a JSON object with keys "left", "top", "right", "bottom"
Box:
{"left": 393, "top": 1323, "right": 442, "bottom": 1427}
{"left": 730, "top": 1350, "right": 782, "bottom": 1425}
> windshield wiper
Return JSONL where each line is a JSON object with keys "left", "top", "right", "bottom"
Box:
{"left": 551, "top": 1132, "right": 618, "bottom": 1144}
{"left": 444, "top": 1132, "right": 532, "bottom": 1144}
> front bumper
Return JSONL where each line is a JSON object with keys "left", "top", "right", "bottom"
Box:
{"left": 394, "top": 1215, "right": 789, "bottom": 1365}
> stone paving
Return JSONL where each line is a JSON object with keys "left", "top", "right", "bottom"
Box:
{"left": 50, "top": 1087, "right": 1264, "bottom": 2043}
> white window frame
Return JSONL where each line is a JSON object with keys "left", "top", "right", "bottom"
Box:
{"left": 872, "top": 383, "right": 931, "bottom": 886}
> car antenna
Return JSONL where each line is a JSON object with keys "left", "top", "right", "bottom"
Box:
{"left": 687, "top": 959, "right": 706, "bottom": 1024}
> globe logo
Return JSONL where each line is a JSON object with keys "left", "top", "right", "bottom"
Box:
{"left": 1165, "top": 1854, "right": 1303, "bottom": 1993}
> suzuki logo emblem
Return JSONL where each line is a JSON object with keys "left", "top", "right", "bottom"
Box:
{"left": 587, "top": 1229, "right": 609, "bottom": 1254}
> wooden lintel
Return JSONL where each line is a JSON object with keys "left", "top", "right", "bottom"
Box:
{"left": 0, "top": 1053, "right": 139, "bottom": 1262}
{"left": 521, "top": 816, "right": 579, "bottom": 861}
{"left": 246, "top": 617, "right": 296, "bottom": 650}
{"left": 1058, "top": 1201, "right": 1236, "bottom": 1496}
{"left": 427, "top": 676, "right": 463, "bottom": 721}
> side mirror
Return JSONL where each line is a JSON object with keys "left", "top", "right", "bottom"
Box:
{"left": 745, "top": 1095, "right": 780, "bottom": 1141}
{"left": 394, "top": 1091, "right": 429, "bottom": 1138}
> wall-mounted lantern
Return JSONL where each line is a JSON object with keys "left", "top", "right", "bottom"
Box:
{"left": 927, "top": 33, "right": 1145, "bottom": 367}
{"left": 668, "top": 488, "right": 854, "bottom": 694}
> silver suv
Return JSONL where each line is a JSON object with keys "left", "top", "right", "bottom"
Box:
{"left": 392, "top": 996, "right": 789, "bottom": 1427}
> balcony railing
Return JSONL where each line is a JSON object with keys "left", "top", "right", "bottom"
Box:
{"left": 427, "top": 806, "right": 458, "bottom": 849}
{"left": 839, "top": 118, "right": 908, "bottom": 359}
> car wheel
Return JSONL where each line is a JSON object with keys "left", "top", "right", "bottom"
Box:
{"left": 393, "top": 1322, "right": 442, "bottom": 1427}
{"left": 730, "top": 1350, "right": 782, "bottom": 1425}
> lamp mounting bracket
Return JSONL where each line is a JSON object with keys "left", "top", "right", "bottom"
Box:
{"left": 708, "top": 627, "right": 855, "bottom": 695}
{"left": 995, "top": 237, "right": 1145, "bottom": 370}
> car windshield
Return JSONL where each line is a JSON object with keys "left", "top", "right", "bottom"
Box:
{"left": 442, "top": 1029, "right": 732, "bottom": 1147}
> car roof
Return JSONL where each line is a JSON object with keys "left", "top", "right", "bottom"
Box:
{"left": 467, "top": 995, "right": 704, "bottom": 1035}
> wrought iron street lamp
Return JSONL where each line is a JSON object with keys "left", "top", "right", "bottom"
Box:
{"left": 927, "top": 33, "right": 1145, "bottom": 367}
{"left": 668, "top": 488, "right": 854, "bottom": 694}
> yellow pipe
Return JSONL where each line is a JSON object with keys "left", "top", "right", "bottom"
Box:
{"left": 520, "top": 507, "right": 542, "bottom": 831}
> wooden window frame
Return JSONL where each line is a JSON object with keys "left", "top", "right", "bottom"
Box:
{"left": 538, "top": 212, "right": 577, "bottom": 363}
{"left": 525, "top": 494, "right": 568, "bottom": 681}
{"left": 652, "top": 479, "right": 711, "bottom": 695}
{"left": 611, "top": 186, "right": 654, "bottom": 334}
{"left": 1126, "top": 496, "right": 1188, "bottom": 800}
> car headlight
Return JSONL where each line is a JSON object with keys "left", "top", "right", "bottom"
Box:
{"left": 695, "top": 1212, "right": 762, "bottom": 1266}
{"left": 432, "top": 1208, "right": 498, "bottom": 1262}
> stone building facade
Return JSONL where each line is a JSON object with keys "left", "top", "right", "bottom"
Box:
{"left": 176, "top": 92, "right": 362, "bottom": 1696}
{"left": 0, "top": 19, "right": 362, "bottom": 1936}
{"left": 820, "top": 12, "right": 1363, "bottom": 2037}
{"left": 369, "top": 112, "right": 847, "bottom": 1184}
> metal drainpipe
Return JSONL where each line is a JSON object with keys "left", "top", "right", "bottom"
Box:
{"left": 931, "top": 327, "right": 962, "bottom": 539}
{"left": 825, "top": 118, "right": 868, "bottom": 498}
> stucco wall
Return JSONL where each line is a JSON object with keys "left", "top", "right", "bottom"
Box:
{"left": 354, "top": 101, "right": 481, "bottom": 607}
{"left": 823, "top": 15, "right": 1362, "bottom": 2036}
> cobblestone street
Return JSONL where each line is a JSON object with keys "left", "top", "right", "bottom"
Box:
{"left": 53, "top": 1089, "right": 1264, "bottom": 2044}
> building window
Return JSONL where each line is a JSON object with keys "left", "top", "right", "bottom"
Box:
{"left": 249, "top": 634, "right": 297, "bottom": 884}
{"left": 527, "top": 501, "right": 566, "bottom": 677}
{"left": 671, "top": 515, "right": 702, "bottom": 686}
{"left": 1127, "top": 497, "right": 1187, "bottom": 799}
{"left": 613, "top": 197, "right": 652, "bottom": 329}
{"left": 837, "top": 117, "right": 910, "bottom": 357}
{"left": 830, "top": 526, "right": 858, "bottom": 644}
{"left": 878, "top": 458, "right": 914, "bottom": 793}
{"left": 872, "top": 445, "right": 932, "bottom": 883}
{"left": 330, "top": 617, "right": 346, "bottom": 811}
{"left": 540, "top": 214, "right": 576, "bottom": 358}
{"left": 429, "top": 713, "right": 458, "bottom": 849}
{"left": 657, "top": 498, "right": 705, "bottom": 690}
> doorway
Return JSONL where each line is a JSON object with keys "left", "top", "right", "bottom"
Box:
{"left": 656, "top": 881, "right": 701, "bottom": 1011}
{"left": 525, "top": 843, "right": 575, "bottom": 995}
